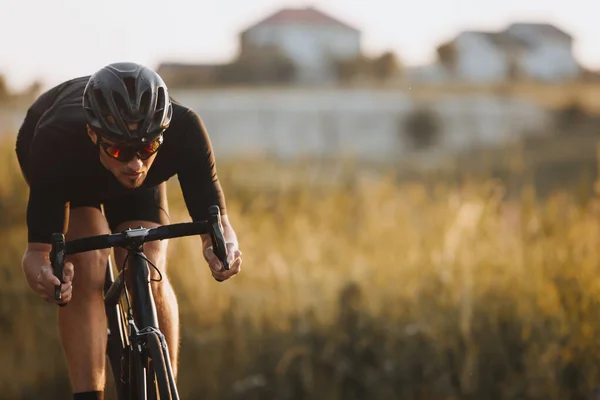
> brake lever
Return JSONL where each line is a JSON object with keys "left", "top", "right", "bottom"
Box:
{"left": 208, "top": 205, "right": 230, "bottom": 276}
{"left": 50, "top": 233, "right": 67, "bottom": 306}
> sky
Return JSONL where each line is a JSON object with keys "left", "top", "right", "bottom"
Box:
{"left": 2, "top": 0, "right": 598, "bottom": 91}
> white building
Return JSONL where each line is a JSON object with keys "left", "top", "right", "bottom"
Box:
{"left": 168, "top": 87, "right": 552, "bottom": 162}
{"left": 506, "top": 23, "right": 580, "bottom": 82}
{"left": 436, "top": 23, "right": 580, "bottom": 83}
{"left": 239, "top": 6, "right": 361, "bottom": 84}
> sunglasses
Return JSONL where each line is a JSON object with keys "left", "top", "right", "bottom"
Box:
{"left": 98, "top": 135, "right": 164, "bottom": 162}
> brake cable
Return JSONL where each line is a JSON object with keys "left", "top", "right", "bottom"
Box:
{"left": 120, "top": 250, "right": 164, "bottom": 283}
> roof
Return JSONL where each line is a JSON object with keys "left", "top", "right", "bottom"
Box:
{"left": 482, "top": 32, "right": 530, "bottom": 50}
{"left": 458, "top": 31, "right": 530, "bottom": 50}
{"left": 507, "top": 23, "right": 572, "bottom": 40}
{"left": 241, "top": 6, "right": 359, "bottom": 33}
{"left": 456, "top": 22, "right": 572, "bottom": 50}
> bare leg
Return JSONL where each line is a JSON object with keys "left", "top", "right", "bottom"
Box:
{"left": 59, "top": 206, "right": 112, "bottom": 392}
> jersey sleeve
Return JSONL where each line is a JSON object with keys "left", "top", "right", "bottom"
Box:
{"left": 25, "top": 128, "right": 70, "bottom": 244}
{"left": 176, "top": 110, "right": 227, "bottom": 222}
{"left": 26, "top": 187, "right": 69, "bottom": 243}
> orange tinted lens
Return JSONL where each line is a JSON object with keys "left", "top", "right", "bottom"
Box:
{"left": 106, "top": 145, "right": 122, "bottom": 159}
{"left": 140, "top": 138, "right": 161, "bottom": 156}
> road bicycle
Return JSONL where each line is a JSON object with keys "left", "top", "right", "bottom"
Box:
{"left": 50, "top": 205, "right": 230, "bottom": 399}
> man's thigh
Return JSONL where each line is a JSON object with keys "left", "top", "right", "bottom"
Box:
{"left": 105, "top": 183, "right": 170, "bottom": 273}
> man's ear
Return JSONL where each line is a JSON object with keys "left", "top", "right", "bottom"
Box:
{"left": 87, "top": 125, "right": 97, "bottom": 145}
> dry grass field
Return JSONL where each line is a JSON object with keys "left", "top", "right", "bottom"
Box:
{"left": 2, "top": 128, "right": 600, "bottom": 399}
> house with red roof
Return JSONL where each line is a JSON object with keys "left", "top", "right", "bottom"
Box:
{"left": 239, "top": 6, "right": 362, "bottom": 84}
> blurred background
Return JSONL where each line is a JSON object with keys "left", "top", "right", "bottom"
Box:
{"left": 3, "top": 0, "right": 600, "bottom": 399}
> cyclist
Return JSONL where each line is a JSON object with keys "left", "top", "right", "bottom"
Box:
{"left": 15, "top": 62, "right": 243, "bottom": 400}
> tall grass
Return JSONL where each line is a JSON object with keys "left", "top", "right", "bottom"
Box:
{"left": 2, "top": 133, "right": 600, "bottom": 399}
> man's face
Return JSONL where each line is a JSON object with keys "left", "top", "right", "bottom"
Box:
{"left": 87, "top": 125, "right": 159, "bottom": 189}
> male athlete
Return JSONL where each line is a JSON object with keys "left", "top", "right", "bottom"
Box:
{"left": 15, "top": 62, "right": 243, "bottom": 400}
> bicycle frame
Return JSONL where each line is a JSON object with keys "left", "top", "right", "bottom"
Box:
{"left": 105, "top": 243, "right": 179, "bottom": 400}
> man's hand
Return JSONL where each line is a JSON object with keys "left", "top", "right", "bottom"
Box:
{"left": 34, "top": 262, "right": 74, "bottom": 305}
{"left": 204, "top": 242, "right": 242, "bottom": 282}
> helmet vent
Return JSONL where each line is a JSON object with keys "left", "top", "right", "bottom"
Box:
{"left": 112, "top": 92, "right": 134, "bottom": 123}
{"left": 153, "top": 88, "right": 166, "bottom": 124}
{"left": 123, "top": 77, "right": 137, "bottom": 101}
{"left": 93, "top": 89, "right": 111, "bottom": 117}
{"left": 140, "top": 90, "right": 151, "bottom": 117}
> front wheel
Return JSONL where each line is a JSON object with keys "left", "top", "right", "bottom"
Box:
{"left": 145, "top": 332, "right": 175, "bottom": 400}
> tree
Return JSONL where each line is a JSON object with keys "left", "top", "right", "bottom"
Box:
{"left": 334, "top": 55, "right": 372, "bottom": 83}
{"left": 217, "top": 45, "right": 297, "bottom": 85}
{"left": 401, "top": 107, "right": 442, "bottom": 150}
{"left": 436, "top": 42, "right": 457, "bottom": 73}
{"left": 335, "top": 51, "right": 402, "bottom": 84}
{"left": 371, "top": 51, "right": 401, "bottom": 82}
{"left": 0, "top": 75, "right": 9, "bottom": 103}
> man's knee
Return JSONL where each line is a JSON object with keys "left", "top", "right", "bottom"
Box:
{"left": 144, "top": 240, "right": 167, "bottom": 267}
{"left": 137, "top": 240, "right": 172, "bottom": 297}
{"left": 67, "top": 248, "right": 111, "bottom": 297}
{"left": 144, "top": 241, "right": 172, "bottom": 298}
{"left": 64, "top": 206, "right": 112, "bottom": 298}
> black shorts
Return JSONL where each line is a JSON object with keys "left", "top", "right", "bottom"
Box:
{"left": 70, "top": 185, "right": 170, "bottom": 232}
{"left": 16, "top": 106, "right": 170, "bottom": 233}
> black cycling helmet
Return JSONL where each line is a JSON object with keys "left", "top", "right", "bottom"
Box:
{"left": 83, "top": 62, "right": 173, "bottom": 143}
